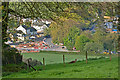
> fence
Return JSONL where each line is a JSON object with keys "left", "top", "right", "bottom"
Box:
{"left": 22, "top": 50, "right": 117, "bottom": 71}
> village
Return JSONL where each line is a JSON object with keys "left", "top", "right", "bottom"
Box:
{"left": 5, "top": 14, "right": 68, "bottom": 53}
{"left": 5, "top": 14, "right": 119, "bottom": 53}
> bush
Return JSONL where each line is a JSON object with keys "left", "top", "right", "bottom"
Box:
{"left": 2, "top": 43, "right": 22, "bottom": 65}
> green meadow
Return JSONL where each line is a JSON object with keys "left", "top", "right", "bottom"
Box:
{"left": 21, "top": 51, "right": 104, "bottom": 65}
{"left": 2, "top": 51, "right": 118, "bottom": 78}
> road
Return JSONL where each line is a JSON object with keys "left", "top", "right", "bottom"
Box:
{"left": 44, "top": 38, "right": 69, "bottom": 51}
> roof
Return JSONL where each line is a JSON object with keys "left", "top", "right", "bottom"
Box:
{"left": 22, "top": 25, "right": 29, "bottom": 30}
{"left": 115, "top": 15, "right": 120, "bottom": 17}
{"left": 105, "top": 22, "right": 113, "bottom": 28}
{"left": 46, "top": 24, "right": 50, "bottom": 27}
{"left": 27, "top": 27, "right": 37, "bottom": 32}
{"left": 112, "top": 29, "right": 117, "bottom": 31}
{"left": 104, "top": 16, "right": 111, "bottom": 19}
{"left": 16, "top": 30, "right": 24, "bottom": 34}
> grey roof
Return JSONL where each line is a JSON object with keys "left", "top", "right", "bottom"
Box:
{"left": 27, "top": 27, "right": 37, "bottom": 32}
{"left": 21, "top": 25, "right": 37, "bottom": 32}
{"left": 22, "top": 25, "right": 29, "bottom": 30}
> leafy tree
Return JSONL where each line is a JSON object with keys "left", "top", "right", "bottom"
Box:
{"left": 24, "top": 21, "right": 31, "bottom": 27}
{"left": 75, "top": 35, "right": 91, "bottom": 51}
{"left": 84, "top": 42, "right": 104, "bottom": 53}
{"left": 63, "top": 26, "right": 80, "bottom": 50}
{"left": 80, "top": 30, "right": 93, "bottom": 40}
{"left": 2, "top": 2, "right": 22, "bottom": 65}
{"left": 44, "top": 28, "right": 50, "bottom": 37}
{"left": 103, "top": 33, "right": 118, "bottom": 51}
{"left": 2, "top": 2, "right": 9, "bottom": 44}
{"left": 92, "top": 28, "right": 106, "bottom": 44}
{"left": 49, "top": 18, "right": 78, "bottom": 43}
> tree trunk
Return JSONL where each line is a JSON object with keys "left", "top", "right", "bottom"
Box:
{"left": 2, "top": 2, "right": 9, "bottom": 44}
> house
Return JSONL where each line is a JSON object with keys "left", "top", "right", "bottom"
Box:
{"left": 106, "top": 28, "right": 112, "bottom": 33}
{"left": 41, "top": 19, "right": 52, "bottom": 24}
{"left": 26, "top": 27, "right": 37, "bottom": 35}
{"left": 113, "top": 15, "right": 120, "bottom": 24}
{"left": 111, "top": 29, "right": 117, "bottom": 33}
{"left": 36, "top": 32, "right": 44, "bottom": 37}
{"left": 104, "top": 22, "right": 113, "bottom": 29}
{"left": 32, "top": 23, "right": 50, "bottom": 33}
{"left": 16, "top": 25, "right": 37, "bottom": 35}
{"left": 16, "top": 25, "right": 28, "bottom": 34}
{"left": 16, "top": 30, "right": 25, "bottom": 41}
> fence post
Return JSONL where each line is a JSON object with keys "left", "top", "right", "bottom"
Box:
{"left": 43, "top": 58, "right": 45, "bottom": 70}
{"left": 86, "top": 51, "right": 88, "bottom": 64}
{"left": 109, "top": 50, "right": 111, "bottom": 61}
{"left": 63, "top": 55, "right": 65, "bottom": 67}
{"left": 13, "top": 55, "right": 16, "bottom": 64}
{"left": 28, "top": 60, "right": 30, "bottom": 69}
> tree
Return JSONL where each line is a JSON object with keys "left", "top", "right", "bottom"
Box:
{"left": 84, "top": 42, "right": 104, "bottom": 53}
{"left": 2, "top": 2, "right": 23, "bottom": 65}
{"left": 44, "top": 28, "right": 50, "bottom": 37}
{"left": 80, "top": 30, "right": 93, "bottom": 40}
{"left": 63, "top": 26, "right": 80, "bottom": 50}
{"left": 103, "top": 33, "right": 118, "bottom": 51}
{"left": 75, "top": 35, "right": 91, "bottom": 51}
{"left": 2, "top": 2, "right": 9, "bottom": 44}
{"left": 92, "top": 28, "right": 106, "bottom": 44}
{"left": 49, "top": 18, "right": 78, "bottom": 43}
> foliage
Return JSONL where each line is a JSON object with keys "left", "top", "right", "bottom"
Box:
{"left": 44, "top": 28, "right": 50, "bottom": 37}
{"left": 75, "top": 35, "right": 91, "bottom": 51}
{"left": 24, "top": 21, "right": 31, "bottom": 27}
{"left": 2, "top": 43, "right": 22, "bottom": 65}
{"left": 92, "top": 28, "right": 106, "bottom": 44}
{"left": 103, "top": 33, "right": 118, "bottom": 51}
{"left": 84, "top": 42, "right": 104, "bottom": 53}
{"left": 8, "top": 19, "right": 19, "bottom": 29}
{"left": 2, "top": 2, "right": 9, "bottom": 43}
{"left": 49, "top": 18, "right": 78, "bottom": 43}
{"left": 63, "top": 26, "right": 80, "bottom": 50}
{"left": 80, "top": 30, "right": 93, "bottom": 40}
{"left": 2, "top": 2, "right": 120, "bottom": 57}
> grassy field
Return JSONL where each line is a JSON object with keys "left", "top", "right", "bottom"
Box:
{"left": 2, "top": 51, "right": 118, "bottom": 78}
{"left": 21, "top": 51, "right": 106, "bottom": 65}
{"left": 3, "top": 56, "right": 118, "bottom": 78}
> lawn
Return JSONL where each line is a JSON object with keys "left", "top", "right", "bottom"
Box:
{"left": 21, "top": 51, "right": 106, "bottom": 65}
{"left": 2, "top": 52, "right": 118, "bottom": 78}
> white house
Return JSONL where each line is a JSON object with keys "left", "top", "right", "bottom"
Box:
{"left": 32, "top": 24, "right": 49, "bottom": 33}
{"left": 16, "top": 25, "right": 27, "bottom": 34}
{"left": 41, "top": 19, "right": 52, "bottom": 24}
{"left": 17, "top": 33, "right": 25, "bottom": 41}
{"left": 16, "top": 25, "right": 37, "bottom": 35}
